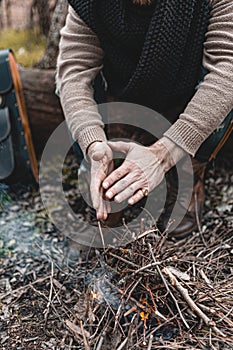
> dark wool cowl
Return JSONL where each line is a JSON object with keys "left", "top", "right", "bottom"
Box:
{"left": 68, "top": 0, "right": 211, "bottom": 113}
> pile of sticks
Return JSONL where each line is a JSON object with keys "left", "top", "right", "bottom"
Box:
{"left": 64, "top": 222, "right": 233, "bottom": 349}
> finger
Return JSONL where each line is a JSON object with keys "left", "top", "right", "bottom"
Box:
{"left": 90, "top": 175, "right": 102, "bottom": 209}
{"left": 92, "top": 147, "right": 112, "bottom": 162}
{"left": 91, "top": 143, "right": 113, "bottom": 162}
{"left": 128, "top": 189, "right": 147, "bottom": 206}
{"left": 114, "top": 181, "right": 142, "bottom": 203}
{"left": 105, "top": 173, "right": 136, "bottom": 200}
{"left": 107, "top": 141, "right": 130, "bottom": 154}
{"left": 96, "top": 203, "right": 104, "bottom": 220}
{"left": 91, "top": 149, "right": 106, "bottom": 161}
{"left": 96, "top": 191, "right": 104, "bottom": 219}
{"left": 102, "top": 195, "right": 108, "bottom": 220}
{"left": 90, "top": 163, "right": 108, "bottom": 209}
{"left": 102, "top": 162, "right": 130, "bottom": 190}
{"left": 108, "top": 160, "right": 114, "bottom": 175}
{"left": 103, "top": 194, "right": 111, "bottom": 214}
{"left": 96, "top": 191, "right": 108, "bottom": 220}
{"left": 106, "top": 200, "right": 111, "bottom": 214}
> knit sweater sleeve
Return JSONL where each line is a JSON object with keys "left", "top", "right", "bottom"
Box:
{"left": 164, "top": 0, "right": 233, "bottom": 156}
{"left": 56, "top": 5, "right": 106, "bottom": 155}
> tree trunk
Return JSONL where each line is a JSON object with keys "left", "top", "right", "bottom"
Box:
{"left": 5, "top": 0, "right": 11, "bottom": 27}
{"left": 0, "top": 1, "right": 3, "bottom": 29}
{"left": 19, "top": 66, "right": 65, "bottom": 157}
{"left": 30, "top": 0, "right": 51, "bottom": 36}
{"left": 34, "top": 0, "right": 68, "bottom": 69}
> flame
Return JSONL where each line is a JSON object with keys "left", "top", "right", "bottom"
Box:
{"left": 140, "top": 311, "right": 149, "bottom": 321}
{"left": 90, "top": 291, "right": 99, "bottom": 299}
{"left": 140, "top": 297, "right": 155, "bottom": 312}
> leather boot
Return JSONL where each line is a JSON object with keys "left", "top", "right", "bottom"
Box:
{"left": 159, "top": 158, "right": 207, "bottom": 239}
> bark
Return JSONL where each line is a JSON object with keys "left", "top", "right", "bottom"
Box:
{"left": 5, "top": 0, "right": 11, "bottom": 27}
{"left": 30, "top": 0, "right": 51, "bottom": 36}
{"left": 0, "top": 1, "right": 3, "bottom": 29}
{"left": 34, "top": 0, "right": 68, "bottom": 69}
{"left": 19, "top": 66, "right": 64, "bottom": 157}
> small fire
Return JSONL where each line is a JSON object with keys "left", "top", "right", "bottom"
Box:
{"left": 90, "top": 290, "right": 99, "bottom": 300}
{"left": 140, "top": 311, "right": 149, "bottom": 321}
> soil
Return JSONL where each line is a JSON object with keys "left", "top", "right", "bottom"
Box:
{"left": 0, "top": 145, "right": 232, "bottom": 350}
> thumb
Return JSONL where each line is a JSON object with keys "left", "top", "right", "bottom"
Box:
{"left": 91, "top": 148, "right": 106, "bottom": 161}
{"left": 91, "top": 143, "right": 113, "bottom": 161}
{"left": 107, "top": 141, "right": 130, "bottom": 154}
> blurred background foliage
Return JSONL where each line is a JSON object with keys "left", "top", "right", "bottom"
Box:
{"left": 0, "top": 0, "right": 67, "bottom": 68}
{"left": 0, "top": 28, "right": 47, "bottom": 67}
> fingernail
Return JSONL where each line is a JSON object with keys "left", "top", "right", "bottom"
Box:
{"left": 103, "top": 181, "right": 109, "bottom": 189}
{"left": 128, "top": 199, "right": 134, "bottom": 205}
{"left": 106, "top": 191, "right": 113, "bottom": 199}
{"left": 115, "top": 195, "right": 121, "bottom": 203}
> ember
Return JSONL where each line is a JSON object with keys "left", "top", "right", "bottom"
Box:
{"left": 90, "top": 290, "right": 99, "bottom": 300}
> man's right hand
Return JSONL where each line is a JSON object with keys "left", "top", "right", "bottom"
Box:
{"left": 88, "top": 141, "right": 113, "bottom": 220}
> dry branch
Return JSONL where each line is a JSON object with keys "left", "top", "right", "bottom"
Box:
{"left": 163, "top": 267, "right": 227, "bottom": 338}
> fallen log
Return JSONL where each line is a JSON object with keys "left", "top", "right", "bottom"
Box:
{"left": 19, "top": 66, "right": 64, "bottom": 157}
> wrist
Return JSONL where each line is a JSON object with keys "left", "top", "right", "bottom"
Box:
{"left": 149, "top": 137, "right": 187, "bottom": 172}
{"left": 158, "top": 136, "right": 187, "bottom": 164}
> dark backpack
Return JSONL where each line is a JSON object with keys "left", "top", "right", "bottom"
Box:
{"left": 0, "top": 49, "right": 38, "bottom": 184}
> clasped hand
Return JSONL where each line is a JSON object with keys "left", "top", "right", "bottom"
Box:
{"left": 88, "top": 139, "right": 178, "bottom": 220}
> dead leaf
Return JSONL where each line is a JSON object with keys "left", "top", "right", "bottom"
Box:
{"left": 167, "top": 266, "right": 190, "bottom": 281}
{"left": 65, "top": 319, "right": 90, "bottom": 339}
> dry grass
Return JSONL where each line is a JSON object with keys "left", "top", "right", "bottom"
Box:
{"left": 0, "top": 28, "right": 46, "bottom": 67}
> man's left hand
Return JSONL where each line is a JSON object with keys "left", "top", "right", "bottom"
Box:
{"left": 102, "top": 139, "right": 186, "bottom": 205}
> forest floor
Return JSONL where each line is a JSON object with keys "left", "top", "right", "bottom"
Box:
{"left": 0, "top": 147, "right": 232, "bottom": 350}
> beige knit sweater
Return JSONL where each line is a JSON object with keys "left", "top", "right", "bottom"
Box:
{"left": 56, "top": 0, "right": 233, "bottom": 157}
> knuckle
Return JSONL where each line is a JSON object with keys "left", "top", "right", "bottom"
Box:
{"left": 120, "top": 179, "right": 128, "bottom": 188}
{"left": 129, "top": 184, "right": 135, "bottom": 193}
{"left": 134, "top": 168, "right": 142, "bottom": 177}
{"left": 116, "top": 171, "right": 123, "bottom": 179}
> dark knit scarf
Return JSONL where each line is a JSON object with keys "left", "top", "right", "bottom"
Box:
{"left": 68, "top": 0, "right": 211, "bottom": 112}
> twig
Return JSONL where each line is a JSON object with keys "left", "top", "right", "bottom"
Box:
{"left": 106, "top": 280, "right": 151, "bottom": 314}
{"left": 98, "top": 220, "right": 105, "bottom": 250}
{"left": 146, "top": 283, "right": 167, "bottom": 321}
{"left": 194, "top": 192, "right": 207, "bottom": 248}
{"left": 215, "top": 307, "right": 233, "bottom": 326}
{"left": 125, "top": 278, "right": 142, "bottom": 302}
{"left": 163, "top": 267, "right": 226, "bottom": 337}
{"left": 0, "top": 276, "right": 51, "bottom": 299}
{"left": 116, "top": 337, "right": 128, "bottom": 350}
{"left": 130, "top": 261, "right": 162, "bottom": 278}
{"left": 108, "top": 252, "right": 139, "bottom": 268}
{"left": 44, "top": 260, "right": 54, "bottom": 323}
{"left": 95, "top": 332, "right": 105, "bottom": 350}
{"left": 199, "top": 269, "right": 214, "bottom": 289}
{"left": 144, "top": 314, "right": 179, "bottom": 343}
{"left": 127, "top": 228, "right": 158, "bottom": 244}
{"left": 148, "top": 244, "right": 190, "bottom": 329}
{"left": 147, "top": 334, "right": 153, "bottom": 350}
{"left": 80, "top": 320, "right": 91, "bottom": 350}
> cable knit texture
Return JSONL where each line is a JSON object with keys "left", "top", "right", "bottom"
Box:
{"left": 67, "top": 0, "right": 210, "bottom": 112}
{"left": 56, "top": 0, "right": 233, "bottom": 156}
